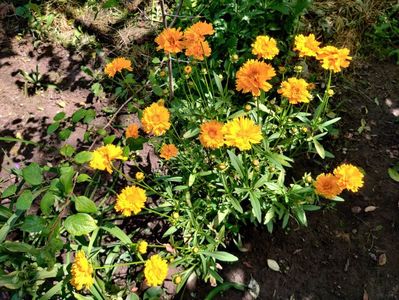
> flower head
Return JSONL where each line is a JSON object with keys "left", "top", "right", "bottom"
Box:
{"left": 278, "top": 77, "right": 312, "bottom": 104}
{"left": 222, "top": 117, "right": 262, "bottom": 151}
{"left": 104, "top": 57, "right": 132, "bottom": 78}
{"left": 141, "top": 102, "right": 171, "bottom": 136}
{"left": 333, "top": 164, "right": 364, "bottom": 192}
{"left": 160, "top": 144, "right": 178, "bottom": 160}
{"left": 236, "top": 59, "right": 276, "bottom": 96}
{"left": 316, "top": 46, "right": 352, "bottom": 72}
{"left": 70, "top": 250, "right": 94, "bottom": 291}
{"left": 89, "top": 144, "right": 126, "bottom": 174}
{"left": 314, "top": 173, "right": 343, "bottom": 199}
{"left": 135, "top": 172, "right": 145, "bottom": 181}
{"left": 184, "top": 65, "right": 192, "bottom": 74}
{"left": 155, "top": 28, "right": 184, "bottom": 54}
{"left": 251, "top": 35, "right": 279, "bottom": 60}
{"left": 137, "top": 240, "right": 148, "bottom": 254}
{"left": 126, "top": 123, "right": 139, "bottom": 139}
{"left": 144, "top": 254, "right": 168, "bottom": 286}
{"left": 115, "top": 186, "right": 147, "bottom": 216}
{"left": 293, "top": 34, "right": 320, "bottom": 57}
{"left": 184, "top": 40, "right": 212, "bottom": 61}
{"left": 199, "top": 120, "right": 224, "bottom": 149}
{"left": 186, "top": 21, "right": 214, "bottom": 38}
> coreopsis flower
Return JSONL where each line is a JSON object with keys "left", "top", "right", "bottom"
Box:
{"left": 160, "top": 144, "right": 178, "bottom": 160}
{"left": 184, "top": 65, "right": 192, "bottom": 74}
{"left": 135, "top": 172, "right": 145, "bottom": 181}
{"left": 251, "top": 35, "right": 279, "bottom": 60}
{"left": 222, "top": 117, "right": 262, "bottom": 151}
{"left": 70, "top": 250, "right": 94, "bottom": 291}
{"left": 104, "top": 57, "right": 133, "bottom": 78}
{"left": 333, "top": 164, "right": 364, "bottom": 192}
{"left": 186, "top": 21, "right": 214, "bottom": 39}
{"left": 277, "top": 77, "right": 312, "bottom": 104}
{"left": 293, "top": 34, "right": 320, "bottom": 57}
{"left": 314, "top": 173, "right": 343, "bottom": 199}
{"left": 89, "top": 144, "right": 127, "bottom": 174}
{"left": 126, "top": 123, "right": 139, "bottom": 139}
{"left": 199, "top": 120, "right": 224, "bottom": 149}
{"left": 141, "top": 102, "right": 171, "bottom": 136}
{"left": 115, "top": 186, "right": 147, "bottom": 216}
{"left": 184, "top": 40, "right": 212, "bottom": 61}
{"left": 236, "top": 59, "right": 276, "bottom": 96}
{"left": 144, "top": 254, "right": 168, "bottom": 286}
{"left": 316, "top": 46, "right": 352, "bottom": 72}
{"left": 155, "top": 28, "right": 184, "bottom": 54}
{"left": 137, "top": 240, "right": 148, "bottom": 254}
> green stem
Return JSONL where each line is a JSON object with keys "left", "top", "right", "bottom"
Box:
{"left": 94, "top": 261, "right": 144, "bottom": 270}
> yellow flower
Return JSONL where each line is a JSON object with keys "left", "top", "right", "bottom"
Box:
{"left": 89, "top": 144, "right": 127, "bottom": 174}
{"left": 222, "top": 117, "right": 262, "bottom": 151}
{"left": 236, "top": 59, "right": 276, "bottom": 96}
{"left": 199, "top": 120, "right": 224, "bottom": 149}
{"left": 126, "top": 123, "right": 139, "bottom": 139}
{"left": 314, "top": 173, "right": 343, "bottom": 199}
{"left": 155, "top": 28, "right": 184, "bottom": 54}
{"left": 144, "top": 254, "right": 168, "bottom": 287}
{"left": 115, "top": 186, "right": 147, "bottom": 216}
{"left": 333, "top": 164, "right": 364, "bottom": 192}
{"left": 277, "top": 77, "right": 312, "bottom": 105}
{"left": 184, "top": 40, "right": 212, "bottom": 61}
{"left": 135, "top": 172, "right": 145, "bottom": 181}
{"left": 160, "top": 144, "right": 178, "bottom": 160}
{"left": 184, "top": 65, "right": 192, "bottom": 74}
{"left": 316, "top": 46, "right": 352, "bottom": 72}
{"left": 251, "top": 35, "right": 279, "bottom": 60}
{"left": 141, "top": 102, "right": 171, "bottom": 136}
{"left": 137, "top": 240, "right": 148, "bottom": 254}
{"left": 104, "top": 57, "right": 133, "bottom": 78}
{"left": 70, "top": 250, "right": 94, "bottom": 291}
{"left": 293, "top": 34, "right": 320, "bottom": 57}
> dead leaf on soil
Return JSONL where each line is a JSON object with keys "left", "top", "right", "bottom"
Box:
{"left": 56, "top": 100, "right": 66, "bottom": 108}
{"left": 351, "top": 206, "right": 362, "bottom": 214}
{"left": 378, "top": 253, "right": 387, "bottom": 266}
{"left": 267, "top": 259, "right": 280, "bottom": 272}
{"left": 248, "top": 277, "right": 260, "bottom": 299}
{"left": 364, "top": 206, "right": 378, "bottom": 212}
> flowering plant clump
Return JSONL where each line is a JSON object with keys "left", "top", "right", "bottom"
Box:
{"left": 0, "top": 18, "right": 365, "bottom": 300}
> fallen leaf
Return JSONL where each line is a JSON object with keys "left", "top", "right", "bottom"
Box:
{"left": 351, "top": 206, "right": 362, "bottom": 214}
{"left": 267, "top": 259, "right": 280, "bottom": 272}
{"left": 248, "top": 277, "right": 260, "bottom": 299}
{"left": 364, "top": 206, "right": 378, "bottom": 212}
{"left": 378, "top": 253, "right": 387, "bottom": 266}
{"left": 363, "top": 289, "right": 369, "bottom": 300}
{"left": 56, "top": 100, "right": 66, "bottom": 108}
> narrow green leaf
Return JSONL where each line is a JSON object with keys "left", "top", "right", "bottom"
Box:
{"left": 1, "top": 185, "right": 17, "bottom": 199}
{"left": 227, "top": 150, "right": 244, "bottom": 179}
{"left": 313, "top": 139, "right": 325, "bottom": 159}
{"left": 249, "top": 191, "right": 262, "bottom": 223}
{"left": 101, "top": 223, "right": 132, "bottom": 245}
{"left": 201, "top": 251, "right": 238, "bottom": 262}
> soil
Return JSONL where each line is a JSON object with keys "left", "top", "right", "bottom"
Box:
{"left": 1, "top": 15, "right": 399, "bottom": 300}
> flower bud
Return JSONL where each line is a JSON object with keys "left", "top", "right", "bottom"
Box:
{"left": 174, "top": 276, "right": 182, "bottom": 285}
{"left": 160, "top": 70, "right": 166, "bottom": 77}
{"left": 172, "top": 212, "right": 179, "bottom": 219}
{"left": 244, "top": 104, "right": 252, "bottom": 112}
{"left": 135, "top": 172, "right": 145, "bottom": 181}
{"left": 218, "top": 163, "right": 227, "bottom": 170}
{"left": 231, "top": 54, "right": 239, "bottom": 62}
{"left": 294, "top": 65, "right": 303, "bottom": 73}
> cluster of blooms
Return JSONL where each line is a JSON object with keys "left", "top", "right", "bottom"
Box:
{"left": 104, "top": 57, "right": 133, "bottom": 78}
{"left": 235, "top": 33, "right": 352, "bottom": 104}
{"left": 155, "top": 21, "right": 214, "bottom": 60}
{"left": 314, "top": 163, "right": 364, "bottom": 199}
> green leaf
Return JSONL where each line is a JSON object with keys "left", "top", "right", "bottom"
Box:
{"left": 264, "top": 207, "right": 275, "bottom": 224}
{"left": 182, "top": 128, "right": 200, "bottom": 139}
{"left": 83, "top": 109, "right": 96, "bottom": 124}
{"left": 313, "top": 139, "right": 325, "bottom": 159}
{"left": 77, "top": 174, "right": 91, "bottom": 183}
{"left": 75, "top": 196, "right": 97, "bottom": 213}
{"left": 47, "top": 122, "right": 60, "bottom": 135}
{"left": 40, "top": 192, "right": 55, "bottom": 215}
{"left": 204, "top": 282, "right": 246, "bottom": 300}
{"left": 388, "top": 167, "right": 399, "bottom": 182}
{"left": 60, "top": 144, "right": 75, "bottom": 157}
{"left": 60, "top": 166, "right": 75, "bottom": 195}
{"left": 227, "top": 150, "right": 244, "bottom": 179}
{"left": 64, "top": 213, "right": 98, "bottom": 236}
{"left": 73, "top": 293, "right": 94, "bottom": 300}
{"left": 0, "top": 213, "right": 20, "bottom": 243}
{"left": 101, "top": 223, "right": 132, "bottom": 245}
{"left": 59, "top": 128, "right": 72, "bottom": 141}
{"left": 143, "top": 287, "right": 163, "bottom": 300}
{"left": 21, "top": 215, "right": 46, "bottom": 232}
{"left": 53, "top": 112, "right": 66, "bottom": 121}
{"left": 22, "top": 162, "right": 43, "bottom": 186}
{"left": 2, "top": 241, "right": 33, "bottom": 253}
{"left": 213, "top": 71, "right": 224, "bottom": 97}
{"left": 162, "top": 226, "right": 178, "bottom": 238}
{"left": 201, "top": 251, "right": 238, "bottom": 262}
{"left": 125, "top": 294, "right": 140, "bottom": 300}
{"left": 293, "top": 207, "right": 307, "bottom": 226}
{"left": 16, "top": 190, "right": 33, "bottom": 211}
{"left": 72, "top": 109, "right": 87, "bottom": 123}
{"left": 103, "top": 135, "right": 116, "bottom": 145}
{"left": 249, "top": 191, "right": 262, "bottom": 223}
{"left": 0, "top": 206, "right": 12, "bottom": 219}
{"left": 102, "top": 0, "right": 119, "bottom": 9}
{"left": 1, "top": 185, "right": 17, "bottom": 198}
{"left": 302, "top": 204, "right": 320, "bottom": 211}
{"left": 127, "top": 137, "right": 147, "bottom": 151}
{"left": 75, "top": 151, "right": 93, "bottom": 164}
{"left": 0, "top": 271, "right": 23, "bottom": 289}
{"left": 152, "top": 85, "right": 163, "bottom": 96}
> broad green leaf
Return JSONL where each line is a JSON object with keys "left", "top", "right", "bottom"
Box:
{"left": 388, "top": 167, "right": 399, "bottom": 182}
{"left": 58, "top": 128, "right": 72, "bottom": 141}
{"left": 16, "top": 190, "right": 33, "bottom": 211}
{"left": 47, "top": 122, "right": 60, "bottom": 135}
{"left": 72, "top": 108, "right": 87, "bottom": 123}
{"left": 293, "top": 207, "right": 307, "bottom": 226}
{"left": 182, "top": 128, "right": 199, "bottom": 139}
{"left": 40, "top": 192, "right": 55, "bottom": 215}
{"left": 64, "top": 213, "right": 97, "bottom": 236}
{"left": 75, "top": 151, "right": 93, "bottom": 164}
{"left": 60, "top": 144, "right": 75, "bottom": 157}
{"left": 1, "top": 185, "right": 17, "bottom": 198}
{"left": 75, "top": 196, "right": 97, "bottom": 213}
{"left": 53, "top": 112, "right": 65, "bottom": 121}
{"left": 21, "top": 215, "right": 46, "bottom": 232}
{"left": 22, "top": 163, "right": 43, "bottom": 186}
{"left": 125, "top": 294, "right": 140, "bottom": 300}
{"left": 2, "top": 241, "right": 33, "bottom": 253}
{"left": 264, "top": 207, "right": 275, "bottom": 224}
{"left": 59, "top": 166, "right": 74, "bottom": 195}
{"left": 0, "top": 271, "right": 23, "bottom": 289}
{"left": 77, "top": 174, "right": 91, "bottom": 183}
{"left": 201, "top": 251, "right": 238, "bottom": 262}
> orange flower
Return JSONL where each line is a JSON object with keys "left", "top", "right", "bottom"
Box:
{"left": 184, "top": 40, "right": 211, "bottom": 61}
{"left": 188, "top": 21, "right": 214, "bottom": 37}
{"left": 104, "top": 57, "right": 132, "bottom": 78}
{"left": 155, "top": 28, "right": 184, "bottom": 54}
{"left": 126, "top": 124, "right": 139, "bottom": 139}
{"left": 314, "top": 173, "right": 343, "bottom": 199}
{"left": 251, "top": 35, "right": 279, "bottom": 60}
{"left": 293, "top": 34, "right": 320, "bottom": 57}
{"left": 316, "top": 46, "right": 352, "bottom": 72}
{"left": 236, "top": 59, "right": 276, "bottom": 96}
{"left": 333, "top": 164, "right": 364, "bottom": 192}
{"left": 160, "top": 144, "right": 178, "bottom": 160}
{"left": 277, "top": 77, "right": 312, "bottom": 104}
{"left": 199, "top": 120, "right": 224, "bottom": 149}
{"left": 141, "top": 102, "right": 171, "bottom": 136}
